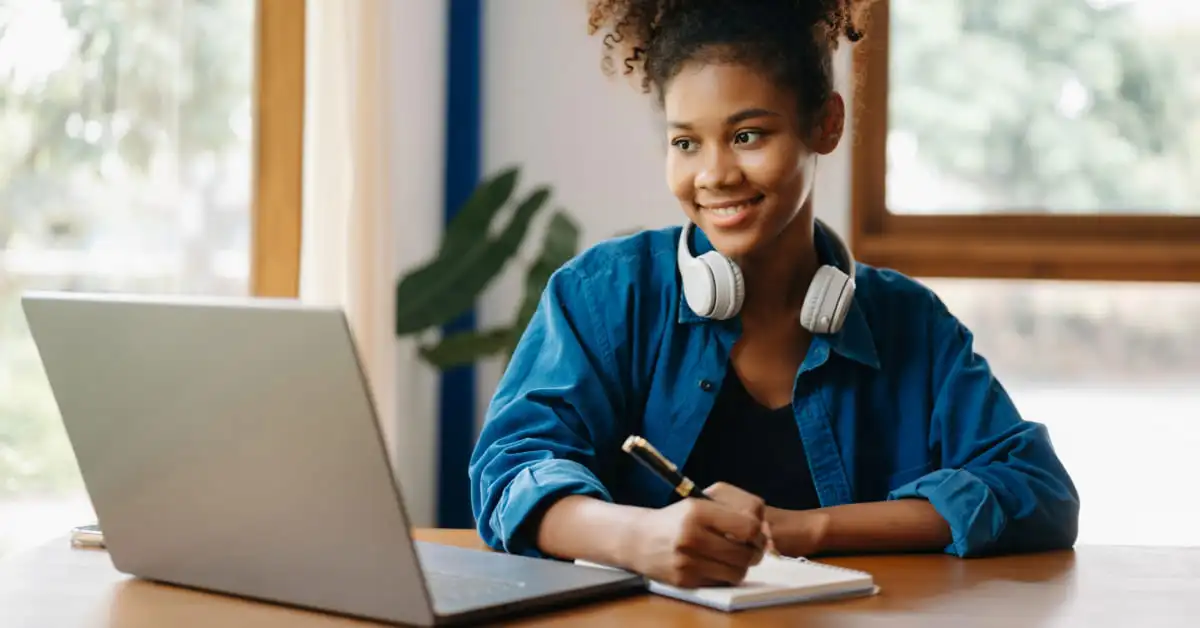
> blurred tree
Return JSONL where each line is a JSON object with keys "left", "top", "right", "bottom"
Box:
{"left": 889, "top": 0, "right": 1195, "bottom": 213}
{"left": 0, "top": 0, "right": 252, "bottom": 248}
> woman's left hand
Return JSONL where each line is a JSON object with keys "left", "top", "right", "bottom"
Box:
{"left": 703, "top": 482, "right": 776, "bottom": 557}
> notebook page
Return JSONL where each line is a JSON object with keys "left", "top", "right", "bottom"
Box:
{"left": 649, "top": 554, "right": 875, "bottom": 610}
{"left": 575, "top": 555, "right": 875, "bottom": 611}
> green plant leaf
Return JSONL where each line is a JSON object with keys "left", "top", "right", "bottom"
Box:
{"left": 419, "top": 328, "right": 515, "bottom": 370}
{"left": 440, "top": 167, "right": 520, "bottom": 261}
{"left": 509, "top": 210, "right": 580, "bottom": 355}
{"left": 395, "top": 186, "right": 551, "bottom": 335}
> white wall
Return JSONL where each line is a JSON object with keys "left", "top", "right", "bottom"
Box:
{"left": 478, "top": 0, "right": 856, "bottom": 417}
{"left": 385, "top": 0, "right": 446, "bottom": 528}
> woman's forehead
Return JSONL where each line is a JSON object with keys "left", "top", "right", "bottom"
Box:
{"left": 663, "top": 62, "right": 800, "bottom": 126}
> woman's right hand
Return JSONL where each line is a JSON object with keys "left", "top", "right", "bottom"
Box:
{"left": 624, "top": 496, "right": 767, "bottom": 588}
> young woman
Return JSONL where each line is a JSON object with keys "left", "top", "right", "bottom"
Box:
{"left": 468, "top": 0, "right": 1079, "bottom": 588}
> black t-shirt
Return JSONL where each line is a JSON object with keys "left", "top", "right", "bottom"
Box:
{"left": 678, "top": 368, "right": 822, "bottom": 511}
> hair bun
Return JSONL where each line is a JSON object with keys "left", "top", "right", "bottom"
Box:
{"left": 811, "top": 0, "right": 873, "bottom": 46}
{"left": 588, "top": 0, "right": 877, "bottom": 109}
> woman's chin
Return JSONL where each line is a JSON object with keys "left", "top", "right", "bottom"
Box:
{"left": 707, "top": 232, "right": 763, "bottom": 261}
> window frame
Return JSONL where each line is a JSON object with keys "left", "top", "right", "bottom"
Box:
{"left": 850, "top": 0, "right": 1200, "bottom": 283}
{"left": 250, "top": 0, "right": 304, "bottom": 298}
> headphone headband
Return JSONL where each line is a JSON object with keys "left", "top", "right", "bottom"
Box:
{"left": 814, "top": 218, "right": 855, "bottom": 279}
{"left": 677, "top": 218, "right": 857, "bottom": 333}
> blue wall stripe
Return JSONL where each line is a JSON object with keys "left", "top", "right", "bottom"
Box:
{"left": 438, "top": 0, "right": 483, "bottom": 529}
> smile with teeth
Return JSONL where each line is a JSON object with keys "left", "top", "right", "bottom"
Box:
{"left": 701, "top": 195, "right": 764, "bottom": 216}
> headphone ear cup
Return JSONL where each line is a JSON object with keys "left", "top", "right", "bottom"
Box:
{"left": 800, "top": 266, "right": 854, "bottom": 334}
{"left": 680, "top": 255, "right": 717, "bottom": 317}
{"left": 697, "top": 251, "right": 744, "bottom": 320}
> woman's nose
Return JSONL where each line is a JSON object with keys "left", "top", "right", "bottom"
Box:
{"left": 694, "top": 147, "right": 744, "bottom": 189}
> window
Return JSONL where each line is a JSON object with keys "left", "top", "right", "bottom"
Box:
{"left": 926, "top": 278, "right": 1200, "bottom": 547}
{"left": 0, "top": 0, "right": 302, "bottom": 557}
{"left": 852, "top": 0, "right": 1200, "bottom": 281}
{"left": 855, "top": 0, "right": 1200, "bottom": 546}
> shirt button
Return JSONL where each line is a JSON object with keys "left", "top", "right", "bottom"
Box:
{"left": 699, "top": 379, "right": 714, "bottom": 392}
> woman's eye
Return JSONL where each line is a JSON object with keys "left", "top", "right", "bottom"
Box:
{"left": 734, "top": 130, "right": 762, "bottom": 145}
{"left": 672, "top": 138, "right": 696, "bottom": 152}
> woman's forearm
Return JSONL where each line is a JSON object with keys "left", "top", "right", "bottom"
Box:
{"left": 768, "top": 499, "right": 952, "bottom": 557}
{"left": 535, "top": 495, "right": 648, "bottom": 567}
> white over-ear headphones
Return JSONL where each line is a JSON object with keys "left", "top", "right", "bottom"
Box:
{"left": 676, "top": 219, "right": 857, "bottom": 334}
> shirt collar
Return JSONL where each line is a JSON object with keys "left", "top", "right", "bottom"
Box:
{"left": 676, "top": 221, "right": 881, "bottom": 370}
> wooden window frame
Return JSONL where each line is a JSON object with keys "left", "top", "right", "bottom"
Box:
{"left": 250, "top": 0, "right": 304, "bottom": 298}
{"left": 850, "top": 0, "right": 1200, "bottom": 283}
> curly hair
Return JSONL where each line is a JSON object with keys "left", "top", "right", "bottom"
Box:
{"left": 587, "top": 0, "right": 876, "bottom": 122}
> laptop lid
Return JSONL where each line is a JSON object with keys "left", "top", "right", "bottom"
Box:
{"left": 21, "top": 292, "right": 438, "bottom": 626}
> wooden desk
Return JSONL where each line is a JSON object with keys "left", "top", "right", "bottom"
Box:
{"left": 2, "top": 529, "right": 1197, "bottom": 627}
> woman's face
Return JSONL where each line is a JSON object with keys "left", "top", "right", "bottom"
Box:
{"left": 663, "top": 60, "right": 834, "bottom": 261}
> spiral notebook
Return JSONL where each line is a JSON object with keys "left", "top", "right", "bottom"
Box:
{"left": 575, "top": 554, "right": 878, "bottom": 612}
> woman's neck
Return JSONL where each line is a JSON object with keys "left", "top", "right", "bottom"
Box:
{"left": 736, "top": 215, "right": 819, "bottom": 326}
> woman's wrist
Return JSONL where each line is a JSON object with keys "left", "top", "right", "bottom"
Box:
{"left": 536, "top": 495, "right": 650, "bottom": 569}
{"left": 610, "top": 504, "right": 651, "bottom": 571}
{"left": 765, "top": 506, "right": 831, "bottom": 557}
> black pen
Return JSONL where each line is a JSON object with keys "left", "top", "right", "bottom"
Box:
{"left": 621, "top": 435, "right": 710, "bottom": 500}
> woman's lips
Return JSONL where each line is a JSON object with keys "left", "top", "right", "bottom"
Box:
{"left": 699, "top": 194, "right": 764, "bottom": 228}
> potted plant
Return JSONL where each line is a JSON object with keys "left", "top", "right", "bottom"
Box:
{"left": 394, "top": 167, "right": 581, "bottom": 369}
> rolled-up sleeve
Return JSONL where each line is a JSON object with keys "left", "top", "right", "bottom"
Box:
{"left": 888, "top": 301, "right": 1080, "bottom": 558}
{"left": 468, "top": 266, "right": 624, "bottom": 557}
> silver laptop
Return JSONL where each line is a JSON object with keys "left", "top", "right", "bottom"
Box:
{"left": 21, "top": 292, "right": 643, "bottom": 626}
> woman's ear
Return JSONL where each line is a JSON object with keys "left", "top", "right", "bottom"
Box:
{"left": 810, "top": 92, "right": 846, "bottom": 155}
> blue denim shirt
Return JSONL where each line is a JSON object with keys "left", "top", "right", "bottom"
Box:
{"left": 469, "top": 222, "right": 1080, "bottom": 558}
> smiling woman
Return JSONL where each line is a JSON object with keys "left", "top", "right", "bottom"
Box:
{"left": 468, "top": 0, "right": 1077, "bottom": 592}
